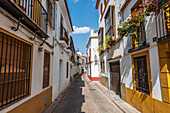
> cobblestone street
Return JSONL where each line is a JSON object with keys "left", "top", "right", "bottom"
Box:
{"left": 52, "top": 74, "right": 124, "bottom": 113}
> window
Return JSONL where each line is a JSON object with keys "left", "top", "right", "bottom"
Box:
{"left": 105, "top": 6, "right": 115, "bottom": 37}
{"left": 89, "top": 48, "right": 91, "bottom": 61}
{"left": 133, "top": 54, "right": 150, "bottom": 94}
{"left": 43, "top": 51, "right": 50, "bottom": 88}
{"left": 98, "top": 28, "right": 104, "bottom": 46}
{"left": 0, "top": 32, "right": 32, "bottom": 109}
{"left": 66, "top": 62, "right": 69, "bottom": 78}
{"left": 136, "top": 20, "right": 146, "bottom": 45}
{"left": 47, "top": 0, "right": 55, "bottom": 28}
{"left": 100, "top": 60, "right": 105, "bottom": 73}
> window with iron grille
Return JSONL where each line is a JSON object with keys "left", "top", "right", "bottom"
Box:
{"left": 0, "top": 32, "right": 32, "bottom": 109}
{"left": 134, "top": 55, "right": 149, "bottom": 94}
{"left": 98, "top": 28, "right": 103, "bottom": 46}
{"left": 100, "top": 60, "right": 105, "bottom": 73}
{"left": 47, "top": 0, "right": 55, "bottom": 29}
{"left": 105, "top": 6, "right": 114, "bottom": 37}
{"left": 43, "top": 51, "right": 50, "bottom": 88}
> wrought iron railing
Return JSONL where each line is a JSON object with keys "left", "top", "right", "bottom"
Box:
{"left": 11, "top": 0, "right": 48, "bottom": 33}
{"left": 60, "top": 26, "right": 69, "bottom": 45}
{"left": 158, "top": 4, "right": 170, "bottom": 42}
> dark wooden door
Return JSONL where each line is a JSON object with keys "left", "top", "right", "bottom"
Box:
{"left": 110, "top": 61, "right": 121, "bottom": 96}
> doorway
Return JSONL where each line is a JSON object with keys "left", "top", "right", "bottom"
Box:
{"left": 59, "top": 59, "right": 63, "bottom": 90}
{"left": 110, "top": 61, "right": 121, "bottom": 96}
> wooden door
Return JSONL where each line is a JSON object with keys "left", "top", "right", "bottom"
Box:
{"left": 110, "top": 61, "right": 121, "bottom": 96}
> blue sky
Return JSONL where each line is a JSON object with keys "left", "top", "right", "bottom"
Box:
{"left": 67, "top": 0, "right": 98, "bottom": 55}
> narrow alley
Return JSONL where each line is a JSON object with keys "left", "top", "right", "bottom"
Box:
{"left": 51, "top": 74, "right": 138, "bottom": 113}
{"left": 0, "top": 0, "right": 170, "bottom": 112}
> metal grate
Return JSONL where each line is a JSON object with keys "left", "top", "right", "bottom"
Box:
{"left": 105, "top": 6, "right": 114, "bottom": 37}
{"left": 98, "top": 28, "right": 103, "bottom": 46}
{"left": 0, "top": 32, "right": 31, "bottom": 109}
{"left": 134, "top": 55, "right": 149, "bottom": 94}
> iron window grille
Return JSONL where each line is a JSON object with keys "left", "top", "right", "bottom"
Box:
{"left": 0, "top": 32, "right": 32, "bottom": 109}
{"left": 105, "top": 6, "right": 114, "bottom": 37}
{"left": 157, "top": 4, "right": 170, "bottom": 42}
{"left": 98, "top": 28, "right": 104, "bottom": 46}
{"left": 43, "top": 51, "right": 50, "bottom": 88}
{"left": 134, "top": 55, "right": 150, "bottom": 94}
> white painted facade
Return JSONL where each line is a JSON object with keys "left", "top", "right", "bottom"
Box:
{"left": 0, "top": 0, "right": 78, "bottom": 112}
{"left": 96, "top": 0, "right": 164, "bottom": 105}
{"left": 86, "top": 30, "right": 99, "bottom": 81}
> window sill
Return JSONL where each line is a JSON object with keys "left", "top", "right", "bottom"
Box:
{"left": 128, "top": 43, "right": 150, "bottom": 53}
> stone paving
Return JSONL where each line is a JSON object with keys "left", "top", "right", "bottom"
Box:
{"left": 52, "top": 74, "right": 126, "bottom": 113}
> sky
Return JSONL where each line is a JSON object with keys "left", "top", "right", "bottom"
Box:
{"left": 67, "top": 0, "right": 99, "bottom": 55}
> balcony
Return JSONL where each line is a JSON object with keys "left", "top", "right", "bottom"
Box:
{"left": 158, "top": 4, "right": 170, "bottom": 43}
{"left": 128, "top": 21, "right": 149, "bottom": 53}
{"left": 0, "top": 0, "right": 48, "bottom": 38}
{"left": 59, "top": 27, "right": 69, "bottom": 48}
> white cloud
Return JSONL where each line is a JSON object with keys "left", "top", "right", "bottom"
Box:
{"left": 72, "top": 26, "right": 91, "bottom": 34}
{"left": 73, "top": 0, "right": 79, "bottom": 3}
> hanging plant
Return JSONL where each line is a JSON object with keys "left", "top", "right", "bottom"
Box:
{"left": 105, "top": 35, "right": 111, "bottom": 49}
{"left": 98, "top": 44, "right": 104, "bottom": 54}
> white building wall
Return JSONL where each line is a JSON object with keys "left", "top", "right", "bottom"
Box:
{"left": 0, "top": 7, "right": 53, "bottom": 113}
{"left": 117, "top": 0, "right": 162, "bottom": 101}
{"left": 91, "top": 38, "right": 99, "bottom": 78}
{"left": 97, "top": 0, "right": 162, "bottom": 102}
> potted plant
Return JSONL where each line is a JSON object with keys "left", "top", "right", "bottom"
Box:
{"left": 105, "top": 35, "right": 111, "bottom": 49}
{"left": 98, "top": 44, "right": 104, "bottom": 54}
{"left": 127, "top": 26, "right": 136, "bottom": 33}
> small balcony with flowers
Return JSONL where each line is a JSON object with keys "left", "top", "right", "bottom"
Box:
{"left": 0, "top": 0, "right": 49, "bottom": 39}
{"left": 157, "top": 0, "right": 170, "bottom": 43}
{"left": 59, "top": 24, "right": 70, "bottom": 48}
{"left": 117, "top": 0, "right": 157, "bottom": 53}
{"left": 117, "top": 0, "right": 170, "bottom": 52}
{"left": 65, "top": 36, "right": 73, "bottom": 54}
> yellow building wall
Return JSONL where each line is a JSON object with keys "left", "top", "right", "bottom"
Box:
{"left": 8, "top": 86, "right": 52, "bottom": 113}
{"left": 126, "top": 87, "right": 170, "bottom": 113}
{"left": 158, "top": 41, "right": 170, "bottom": 103}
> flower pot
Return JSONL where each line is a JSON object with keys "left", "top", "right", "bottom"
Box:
{"left": 127, "top": 26, "right": 136, "bottom": 33}
{"left": 137, "top": 42, "right": 144, "bottom": 46}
